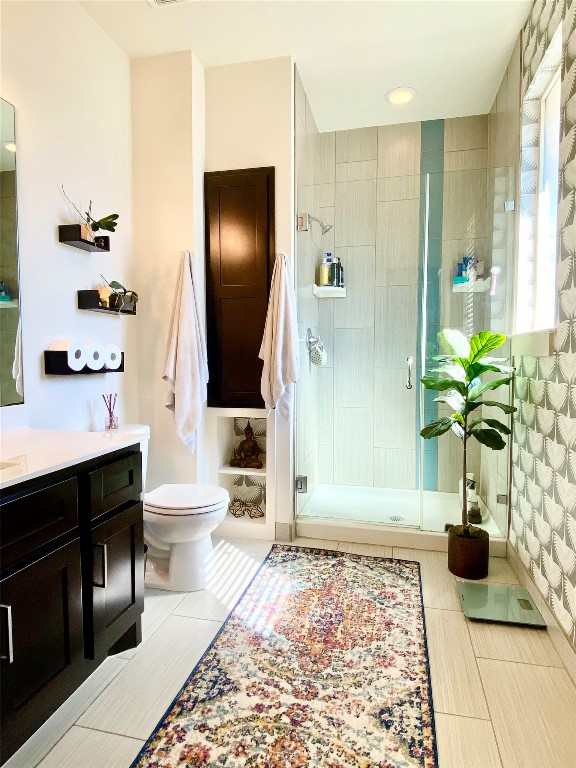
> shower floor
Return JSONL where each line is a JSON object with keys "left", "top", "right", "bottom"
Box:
{"left": 298, "top": 483, "right": 502, "bottom": 537}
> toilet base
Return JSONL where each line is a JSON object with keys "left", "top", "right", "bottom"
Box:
{"left": 145, "top": 535, "right": 214, "bottom": 592}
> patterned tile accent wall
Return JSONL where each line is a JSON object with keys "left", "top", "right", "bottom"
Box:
{"left": 510, "top": 0, "right": 576, "bottom": 647}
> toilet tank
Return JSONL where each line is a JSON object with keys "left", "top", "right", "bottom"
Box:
{"left": 123, "top": 424, "right": 150, "bottom": 491}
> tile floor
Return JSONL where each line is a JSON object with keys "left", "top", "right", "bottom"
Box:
{"left": 6, "top": 535, "right": 576, "bottom": 768}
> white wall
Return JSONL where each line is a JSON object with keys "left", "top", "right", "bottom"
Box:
{"left": 1, "top": 1, "right": 138, "bottom": 431}
{"left": 132, "top": 51, "right": 206, "bottom": 491}
{"left": 205, "top": 56, "right": 294, "bottom": 527}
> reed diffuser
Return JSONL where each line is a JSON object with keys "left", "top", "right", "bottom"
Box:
{"left": 103, "top": 393, "right": 118, "bottom": 431}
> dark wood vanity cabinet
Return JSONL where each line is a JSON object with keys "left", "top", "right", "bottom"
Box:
{"left": 0, "top": 446, "right": 144, "bottom": 764}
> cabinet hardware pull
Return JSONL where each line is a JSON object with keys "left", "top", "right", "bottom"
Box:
{"left": 93, "top": 544, "right": 108, "bottom": 589}
{"left": 0, "top": 604, "right": 14, "bottom": 663}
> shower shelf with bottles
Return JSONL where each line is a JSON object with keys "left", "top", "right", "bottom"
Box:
{"left": 312, "top": 284, "right": 346, "bottom": 298}
{"left": 208, "top": 409, "right": 275, "bottom": 539}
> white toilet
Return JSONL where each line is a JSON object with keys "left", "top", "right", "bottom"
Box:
{"left": 124, "top": 425, "right": 230, "bottom": 592}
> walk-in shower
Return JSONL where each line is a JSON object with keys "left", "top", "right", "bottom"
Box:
{"left": 294, "top": 100, "right": 515, "bottom": 541}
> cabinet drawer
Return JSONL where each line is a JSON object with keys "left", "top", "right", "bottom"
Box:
{"left": 0, "top": 478, "right": 78, "bottom": 571}
{"left": 88, "top": 452, "right": 142, "bottom": 520}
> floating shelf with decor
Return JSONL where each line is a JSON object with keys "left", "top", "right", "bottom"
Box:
{"left": 77, "top": 290, "right": 136, "bottom": 316}
{"left": 44, "top": 351, "right": 124, "bottom": 375}
{"left": 58, "top": 225, "right": 110, "bottom": 252}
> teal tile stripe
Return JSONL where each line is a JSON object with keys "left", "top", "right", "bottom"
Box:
{"left": 417, "top": 120, "right": 444, "bottom": 492}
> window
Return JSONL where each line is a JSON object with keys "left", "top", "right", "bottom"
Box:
{"left": 516, "top": 28, "right": 562, "bottom": 337}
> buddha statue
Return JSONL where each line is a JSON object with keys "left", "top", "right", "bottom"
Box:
{"left": 230, "top": 421, "right": 263, "bottom": 469}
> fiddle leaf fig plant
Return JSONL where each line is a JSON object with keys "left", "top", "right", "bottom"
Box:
{"left": 420, "top": 329, "right": 516, "bottom": 535}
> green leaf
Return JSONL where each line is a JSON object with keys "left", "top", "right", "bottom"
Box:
{"left": 108, "top": 280, "right": 126, "bottom": 292}
{"left": 477, "top": 400, "right": 516, "bottom": 414}
{"left": 438, "top": 329, "right": 471, "bottom": 358}
{"left": 420, "top": 418, "right": 455, "bottom": 439}
{"left": 422, "top": 376, "right": 457, "bottom": 391}
{"left": 434, "top": 390, "right": 465, "bottom": 413}
{"left": 484, "top": 418, "right": 511, "bottom": 435}
{"left": 468, "top": 361, "right": 514, "bottom": 379}
{"left": 469, "top": 418, "right": 511, "bottom": 435}
{"left": 431, "top": 363, "right": 467, "bottom": 382}
{"left": 468, "top": 331, "right": 507, "bottom": 364}
{"left": 468, "top": 377, "right": 513, "bottom": 401}
{"left": 470, "top": 428, "right": 506, "bottom": 450}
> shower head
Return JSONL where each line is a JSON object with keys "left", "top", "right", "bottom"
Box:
{"left": 297, "top": 212, "right": 333, "bottom": 236}
{"left": 309, "top": 215, "right": 333, "bottom": 236}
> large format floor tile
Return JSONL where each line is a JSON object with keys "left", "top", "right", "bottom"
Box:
{"left": 434, "top": 713, "right": 502, "bottom": 768}
{"left": 77, "top": 615, "right": 221, "bottom": 739}
{"left": 5, "top": 657, "right": 128, "bottom": 768}
{"left": 336, "top": 541, "right": 393, "bottom": 558}
{"left": 36, "top": 727, "right": 142, "bottom": 768}
{"left": 478, "top": 658, "right": 576, "bottom": 768}
{"left": 468, "top": 620, "right": 564, "bottom": 667}
{"left": 394, "top": 548, "right": 461, "bottom": 611}
{"left": 425, "top": 608, "right": 490, "bottom": 720}
{"left": 173, "top": 554, "right": 263, "bottom": 622}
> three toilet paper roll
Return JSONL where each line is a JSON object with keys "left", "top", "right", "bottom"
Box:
{"left": 48, "top": 340, "right": 123, "bottom": 372}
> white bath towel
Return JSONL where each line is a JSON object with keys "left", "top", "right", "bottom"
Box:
{"left": 163, "top": 251, "right": 208, "bottom": 452}
{"left": 259, "top": 251, "right": 299, "bottom": 421}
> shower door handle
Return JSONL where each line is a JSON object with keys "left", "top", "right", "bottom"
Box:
{"left": 406, "top": 356, "right": 413, "bottom": 390}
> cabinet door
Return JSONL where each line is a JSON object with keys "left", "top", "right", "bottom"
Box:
{"left": 205, "top": 166, "right": 275, "bottom": 407}
{"left": 87, "top": 502, "right": 144, "bottom": 661}
{"left": 0, "top": 539, "right": 85, "bottom": 763}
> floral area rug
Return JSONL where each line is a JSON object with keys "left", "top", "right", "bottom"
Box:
{"left": 131, "top": 545, "right": 437, "bottom": 768}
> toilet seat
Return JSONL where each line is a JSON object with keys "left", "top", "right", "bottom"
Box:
{"left": 144, "top": 484, "right": 229, "bottom": 516}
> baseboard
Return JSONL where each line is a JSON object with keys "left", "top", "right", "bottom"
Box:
{"left": 507, "top": 544, "right": 576, "bottom": 687}
{"left": 296, "top": 517, "right": 507, "bottom": 556}
{"left": 275, "top": 521, "right": 295, "bottom": 542}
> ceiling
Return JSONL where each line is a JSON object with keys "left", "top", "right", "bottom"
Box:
{"left": 82, "top": 0, "right": 532, "bottom": 132}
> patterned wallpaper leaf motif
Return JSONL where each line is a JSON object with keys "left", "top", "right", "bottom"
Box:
{"left": 513, "top": 0, "right": 576, "bottom": 647}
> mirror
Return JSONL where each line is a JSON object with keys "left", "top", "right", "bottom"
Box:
{"left": 0, "top": 98, "right": 23, "bottom": 406}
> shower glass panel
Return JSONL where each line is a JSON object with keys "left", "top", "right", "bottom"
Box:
{"left": 419, "top": 167, "right": 516, "bottom": 537}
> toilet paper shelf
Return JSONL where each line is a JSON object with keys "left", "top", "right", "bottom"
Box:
{"left": 44, "top": 351, "right": 125, "bottom": 375}
{"left": 78, "top": 290, "right": 136, "bottom": 316}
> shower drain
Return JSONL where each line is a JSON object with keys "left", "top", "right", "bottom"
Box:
{"left": 387, "top": 515, "right": 404, "bottom": 523}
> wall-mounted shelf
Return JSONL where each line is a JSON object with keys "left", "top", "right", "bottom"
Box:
{"left": 44, "top": 351, "right": 124, "bottom": 375}
{"left": 78, "top": 290, "right": 136, "bottom": 316}
{"left": 58, "top": 225, "right": 110, "bottom": 253}
{"left": 218, "top": 466, "right": 266, "bottom": 477}
{"left": 313, "top": 284, "right": 346, "bottom": 298}
{"left": 452, "top": 278, "right": 490, "bottom": 293}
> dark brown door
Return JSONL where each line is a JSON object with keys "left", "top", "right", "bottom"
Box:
{"left": 205, "top": 167, "right": 275, "bottom": 407}
{"left": 0, "top": 539, "right": 85, "bottom": 763}
{"left": 86, "top": 502, "right": 144, "bottom": 662}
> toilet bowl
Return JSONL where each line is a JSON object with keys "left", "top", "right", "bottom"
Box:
{"left": 122, "top": 425, "right": 230, "bottom": 592}
{"left": 143, "top": 484, "right": 230, "bottom": 592}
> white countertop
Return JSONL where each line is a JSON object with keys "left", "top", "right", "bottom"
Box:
{"left": 0, "top": 428, "right": 146, "bottom": 491}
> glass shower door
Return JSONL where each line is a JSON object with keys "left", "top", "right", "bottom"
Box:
{"left": 419, "top": 167, "right": 516, "bottom": 537}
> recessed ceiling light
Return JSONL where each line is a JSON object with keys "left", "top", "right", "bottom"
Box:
{"left": 3, "top": 142, "right": 16, "bottom": 152}
{"left": 385, "top": 87, "right": 417, "bottom": 106}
